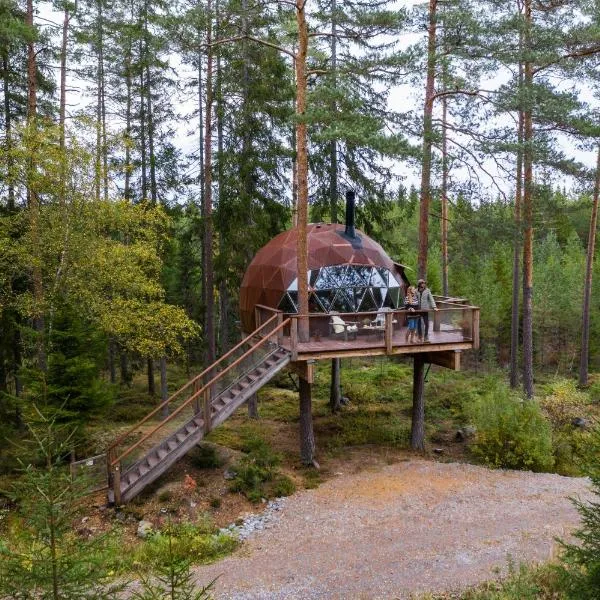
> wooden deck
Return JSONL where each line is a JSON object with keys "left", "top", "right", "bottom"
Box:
{"left": 280, "top": 323, "right": 474, "bottom": 361}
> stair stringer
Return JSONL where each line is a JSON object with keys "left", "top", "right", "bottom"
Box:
{"left": 116, "top": 348, "right": 291, "bottom": 503}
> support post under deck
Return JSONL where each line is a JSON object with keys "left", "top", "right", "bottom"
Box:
{"left": 410, "top": 354, "right": 426, "bottom": 451}
{"left": 298, "top": 367, "right": 315, "bottom": 465}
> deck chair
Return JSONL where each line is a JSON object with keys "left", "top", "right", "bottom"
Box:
{"left": 372, "top": 309, "right": 397, "bottom": 328}
{"left": 329, "top": 315, "right": 358, "bottom": 341}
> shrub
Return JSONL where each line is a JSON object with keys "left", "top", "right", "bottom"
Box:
{"left": 540, "top": 380, "right": 589, "bottom": 428}
{"left": 229, "top": 438, "right": 283, "bottom": 503}
{"left": 134, "top": 521, "right": 237, "bottom": 570}
{"left": 466, "top": 383, "right": 554, "bottom": 472}
{"left": 190, "top": 444, "right": 223, "bottom": 469}
{"left": 270, "top": 475, "right": 296, "bottom": 498}
{"left": 557, "top": 426, "right": 600, "bottom": 599}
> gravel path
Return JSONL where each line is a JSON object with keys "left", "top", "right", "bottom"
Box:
{"left": 193, "top": 460, "right": 591, "bottom": 599}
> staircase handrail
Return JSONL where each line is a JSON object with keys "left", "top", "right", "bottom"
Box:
{"left": 110, "top": 317, "right": 290, "bottom": 468}
{"left": 107, "top": 313, "right": 281, "bottom": 458}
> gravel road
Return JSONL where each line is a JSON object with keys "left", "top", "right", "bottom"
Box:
{"left": 192, "top": 460, "right": 590, "bottom": 599}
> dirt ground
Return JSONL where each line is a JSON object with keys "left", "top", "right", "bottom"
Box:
{"left": 189, "top": 459, "right": 591, "bottom": 600}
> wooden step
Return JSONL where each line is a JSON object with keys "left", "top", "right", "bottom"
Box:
{"left": 111, "top": 346, "right": 291, "bottom": 503}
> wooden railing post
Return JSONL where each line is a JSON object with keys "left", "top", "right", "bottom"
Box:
{"left": 433, "top": 309, "right": 441, "bottom": 332}
{"left": 277, "top": 312, "right": 283, "bottom": 345}
{"left": 290, "top": 317, "right": 298, "bottom": 361}
{"left": 203, "top": 388, "right": 212, "bottom": 435}
{"left": 385, "top": 311, "right": 393, "bottom": 354}
{"left": 255, "top": 307, "right": 261, "bottom": 330}
{"left": 472, "top": 308, "right": 480, "bottom": 349}
{"left": 193, "top": 379, "right": 200, "bottom": 414}
{"left": 112, "top": 463, "right": 122, "bottom": 505}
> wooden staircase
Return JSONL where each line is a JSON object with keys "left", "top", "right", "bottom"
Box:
{"left": 105, "top": 315, "right": 291, "bottom": 504}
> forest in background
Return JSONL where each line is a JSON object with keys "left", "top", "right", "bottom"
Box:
{"left": 1, "top": 0, "right": 600, "bottom": 440}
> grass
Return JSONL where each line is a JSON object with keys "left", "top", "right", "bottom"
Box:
{"left": 420, "top": 561, "right": 565, "bottom": 599}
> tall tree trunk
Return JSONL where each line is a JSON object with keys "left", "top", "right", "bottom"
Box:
{"left": 295, "top": 0, "right": 309, "bottom": 343}
{"left": 95, "top": 0, "right": 107, "bottom": 202}
{"left": 441, "top": 92, "right": 449, "bottom": 297}
{"left": 160, "top": 356, "right": 168, "bottom": 416}
{"left": 329, "top": 357, "right": 342, "bottom": 413}
{"left": 417, "top": 0, "right": 437, "bottom": 281}
{"left": 124, "top": 39, "right": 133, "bottom": 200}
{"left": 410, "top": 355, "right": 426, "bottom": 450}
{"left": 146, "top": 64, "right": 157, "bottom": 204}
{"left": 147, "top": 357, "right": 155, "bottom": 396}
{"left": 216, "top": 0, "right": 228, "bottom": 354}
{"left": 510, "top": 59, "right": 524, "bottom": 389}
{"left": 139, "top": 39, "right": 148, "bottom": 200}
{"left": 299, "top": 376, "right": 315, "bottom": 465}
{"left": 329, "top": 0, "right": 338, "bottom": 224}
{"left": 119, "top": 350, "right": 131, "bottom": 386}
{"left": 3, "top": 54, "right": 15, "bottom": 211}
{"left": 26, "top": 0, "right": 46, "bottom": 371}
{"left": 522, "top": 0, "right": 534, "bottom": 399}
{"left": 579, "top": 145, "right": 600, "bottom": 386}
{"left": 203, "top": 0, "right": 216, "bottom": 365}
{"left": 108, "top": 338, "right": 117, "bottom": 384}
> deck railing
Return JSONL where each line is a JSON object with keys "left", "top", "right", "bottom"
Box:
{"left": 259, "top": 299, "right": 479, "bottom": 356}
{"left": 106, "top": 314, "right": 288, "bottom": 499}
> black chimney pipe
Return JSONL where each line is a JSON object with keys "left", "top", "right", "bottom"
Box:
{"left": 345, "top": 190, "right": 356, "bottom": 239}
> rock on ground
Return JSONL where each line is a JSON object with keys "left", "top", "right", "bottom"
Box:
{"left": 191, "top": 460, "right": 591, "bottom": 600}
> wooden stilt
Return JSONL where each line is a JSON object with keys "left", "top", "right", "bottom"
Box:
{"left": 410, "top": 354, "right": 426, "bottom": 451}
{"left": 247, "top": 392, "right": 259, "bottom": 418}
{"left": 329, "top": 357, "right": 341, "bottom": 413}
{"left": 299, "top": 374, "right": 315, "bottom": 465}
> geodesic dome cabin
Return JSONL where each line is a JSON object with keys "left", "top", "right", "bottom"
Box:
{"left": 239, "top": 192, "right": 409, "bottom": 333}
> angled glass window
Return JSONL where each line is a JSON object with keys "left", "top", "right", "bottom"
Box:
{"left": 316, "top": 289, "right": 336, "bottom": 311}
{"left": 279, "top": 265, "right": 403, "bottom": 314}
{"left": 278, "top": 293, "right": 297, "bottom": 313}
{"left": 331, "top": 289, "right": 355, "bottom": 312}
{"left": 358, "top": 289, "right": 378, "bottom": 312}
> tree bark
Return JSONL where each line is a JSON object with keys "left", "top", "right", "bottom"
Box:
{"left": 441, "top": 91, "right": 449, "bottom": 297}
{"left": 295, "top": 1, "right": 310, "bottom": 343}
{"left": 329, "top": 357, "right": 342, "bottom": 413}
{"left": 522, "top": 0, "right": 534, "bottom": 399}
{"left": 147, "top": 357, "right": 155, "bottom": 396}
{"left": 160, "top": 356, "right": 168, "bottom": 416}
{"left": 299, "top": 375, "right": 315, "bottom": 465}
{"left": 579, "top": 145, "right": 600, "bottom": 386}
{"left": 329, "top": 0, "right": 338, "bottom": 224}
{"left": 120, "top": 350, "right": 131, "bottom": 386}
{"left": 145, "top": 12, "right": 157, "bottom": 207}
{"left": 417, "top": 0, "right": 437, "bottom": 281}
{"left": 3, "top": 54, "right": 15, "bottom": 211}
{"left": 410, "top": 355, "right": 426, "bottom": 450}
{"left": 108, "top": 338, "right": 117, "bottom": 384}
{"left": 510, "top": 59, "right": 524, "bottom": 389}
{"left": 203, "top": 0, "right": 216, "bottom": 365}
{"left": 124, "top": 37, "right": 133, "bottom": 201}
{"left": 139, "top": 39, "right": 148, "bottom": 200}
{"left": 26, "top": 0, "right": 46, "bottom": 371}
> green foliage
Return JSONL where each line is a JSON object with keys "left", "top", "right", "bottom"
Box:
{"left": 557, "top": 427, "right": 600, "bottom": 599}
{"left": 0, "top": 410, "right": 124, "bottom": 599}
{"left": 189, "top": 444, "right": 223, "bottom": 470}
{"left": 229, "top": 437, "right": 295, "bottom": 503}
{"left": 133, "top": 521, "right": 219, "bottom": 600}
{"left": 134, "top": 521, "right": 236, "bottom": 572}
{"left": 425, "top": 561, "right": 564, "bottom": 599}
{"left": 466, "top": 382, "right": 554, "bottom": 472}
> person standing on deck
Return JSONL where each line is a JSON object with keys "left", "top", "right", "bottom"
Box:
{"left": 417, "top": 279, "right": 437, "bottom": 342}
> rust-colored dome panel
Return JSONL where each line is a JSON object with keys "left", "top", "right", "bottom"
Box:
{"left": 240, "top": 223, "right": 408, "bottom": 332}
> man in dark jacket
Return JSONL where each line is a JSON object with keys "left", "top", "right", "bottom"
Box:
{"left": 417, "top": 279, "right": 437, "bottom": 342}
